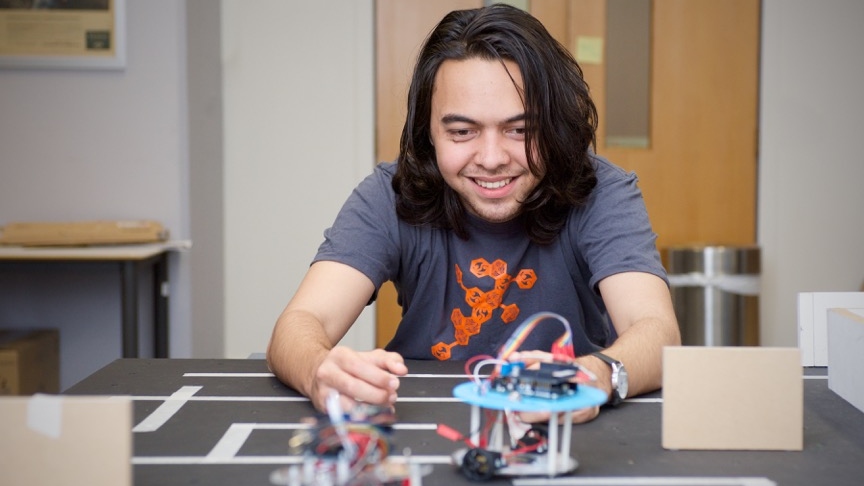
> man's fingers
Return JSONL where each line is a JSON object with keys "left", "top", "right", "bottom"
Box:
{"left": 508, "top": 350, "right": 554, "bottom": 369}
{"left": 338, "top": 392, "right": 358, "bottom": 413}
{"left": 517, "top": 406, "right": 600, "bottom": 424}
{"left": 317, "top": 361, "right": 393, "bottom": 406}
{"left": 363, "top": 348, "right": 408, "bottom": 378}
{"left": 516, "top": 410, "right": 550, "bottom": 423}
{"left": 342, "top": 349, "right": 403, "bottom": 395}
{"left": 570, "top": 405, "right": 600, "bottom": 424}
{"left": 314, "top": 347, "right": 403, "bottom": 409}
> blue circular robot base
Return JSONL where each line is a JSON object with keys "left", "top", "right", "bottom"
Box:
{"left": 453, "top": 381, "right": 607, "bottom": 413}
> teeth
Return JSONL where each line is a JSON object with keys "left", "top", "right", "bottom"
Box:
{"left": 476, "top": 178, "right": 511, "bottom": 189}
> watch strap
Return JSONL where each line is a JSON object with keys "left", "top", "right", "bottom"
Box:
{"left": 592, "top": 351, "right": 618, "bottom": 367}
{"left": 591, "top": 351, "right": 623, "bottom": 406}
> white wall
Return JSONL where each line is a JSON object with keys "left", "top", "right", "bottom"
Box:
{"left": 220, "top": 0, "right": 375, "bottom": 357}
{"left": 758, "top": 0, "right": 864, "bottom": 346}
{"left": 0, "top": 0, "right": 191, "bottom": 389}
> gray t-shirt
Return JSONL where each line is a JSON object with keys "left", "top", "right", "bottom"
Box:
{"left": 314, "top": 155, "right": 666, "bottom": 360}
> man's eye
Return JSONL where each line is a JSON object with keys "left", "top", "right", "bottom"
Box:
{"left": 508, "top": 127, "right": 527, "bottom": 138}
{"left": 449, "top": 129, "right": 475, "bottom": 140}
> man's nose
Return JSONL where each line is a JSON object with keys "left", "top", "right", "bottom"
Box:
{"left": 474, "top": 132, "right": 508, "bottom": 169}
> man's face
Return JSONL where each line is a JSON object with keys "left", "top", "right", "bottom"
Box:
{"left": 429, "top": 58, "right": 542, "bottom": 223}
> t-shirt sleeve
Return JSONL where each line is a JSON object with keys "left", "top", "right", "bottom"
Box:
{"left": 313, "top": 163, "right": 401, "bottom": 289}
{"left": 572, "top": 157, "right": 668, "bottom": 291}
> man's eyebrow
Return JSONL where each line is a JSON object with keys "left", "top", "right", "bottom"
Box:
{"left": 439, "top": 113, "right": 526, "bottom": 124}
{"left": 440, "top": 114, "right": 477, "bottom": 125}
{"left": 503, "top": 113, "right": 527, "bottom": 124}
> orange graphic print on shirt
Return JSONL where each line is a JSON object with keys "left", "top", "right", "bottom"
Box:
{"left": 431, "top": 257, "right": 536, "bottom": 360}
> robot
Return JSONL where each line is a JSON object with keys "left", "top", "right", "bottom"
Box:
{"left": 438, "top": 311, "right": 608, "bottom": 481}
{"left": 269, "top": 393, "right": 427, "bottom": 486}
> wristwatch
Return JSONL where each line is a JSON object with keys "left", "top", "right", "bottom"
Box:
{"left": 591, "top": 351, "right": 629, "bottom": 406}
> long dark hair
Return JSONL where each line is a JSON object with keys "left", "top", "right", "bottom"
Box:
{"left": 392, "top": 3, "right": 598, "bottom": 245}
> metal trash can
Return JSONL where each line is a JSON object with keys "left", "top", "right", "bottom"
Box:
{"left": 664, "top": 245, "right": 760, "bottom": 346}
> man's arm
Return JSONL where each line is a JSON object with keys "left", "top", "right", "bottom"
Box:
{"left": 266, "top": 261, "right": 407, "bottom": 411}
{"left": 509, "top": 271, "right": 680, "bottom": 424}
{"left": 587, "top": 271, "right": 681, "bottom": 398}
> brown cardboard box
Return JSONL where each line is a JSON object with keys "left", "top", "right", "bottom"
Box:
{"left": 0, "top": 220, "right": 167, "bottom": 246}
{"left": 662, "top": 346, "right": 802, "bottom": 451}
{"left": 0, "top": 395, "right": 132, "bottom": 486}
{"left": 0, "top": 330, "right": 60, "bottom": 395}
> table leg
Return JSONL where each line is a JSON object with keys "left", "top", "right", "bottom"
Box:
{"left": 120, "top": 261, "right": 139, "bottom": 358}
{"left": 154, "top": 253, "right": 169, "bottom": 358}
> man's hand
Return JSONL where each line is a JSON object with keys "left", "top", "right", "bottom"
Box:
{"left": 506, "top": 350, "right": 610, "bottom": 424}
{"left": 266, "top": 262, "right": 403, "bottom": 412}
{"left": 309, "top": 346, "right": 408, "bottom": 412}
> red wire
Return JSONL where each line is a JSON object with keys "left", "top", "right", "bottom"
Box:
{"left": 505, "top": 439, "right": 545, "bottom": 458}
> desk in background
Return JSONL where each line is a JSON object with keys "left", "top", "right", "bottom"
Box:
{"left": 0, "top": 241, "right": 190, "bottom": 358}
{"left": 66, "top": 359, "right": 864, "bottom": 486}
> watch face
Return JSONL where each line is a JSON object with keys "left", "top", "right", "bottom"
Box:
{"left": 616, "top": 366, "right": 629, "bottom": 399}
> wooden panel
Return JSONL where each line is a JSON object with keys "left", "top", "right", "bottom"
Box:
{"left": 375, "top": 0, "right": 483, "bottom": 165}
{"left": 568, "top": 0, "right": 607, "bottom": 143}
{"left": 596, "top": 0, "right": 761, "bottom": 248}
{"left": 530, "top": 0, "right": 570, "bottom": 43}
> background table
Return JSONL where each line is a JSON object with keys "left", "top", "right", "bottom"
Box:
{"left": 65, "top": 358, "right": 864, "bottom": 485}
{"left": 0, "top": 241, "right": 189, "bottom": 358}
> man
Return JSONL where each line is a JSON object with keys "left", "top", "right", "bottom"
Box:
{"left": 267, "top": 4, "right": 680, "bottom": 423}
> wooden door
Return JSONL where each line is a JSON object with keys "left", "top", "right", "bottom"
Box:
{"left": 374, "top": 0, "right": 760, "bottom": 347}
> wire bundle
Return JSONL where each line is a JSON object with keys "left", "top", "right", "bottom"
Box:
{"left": 496, "top": 311, "right": 576, "bottom": 362}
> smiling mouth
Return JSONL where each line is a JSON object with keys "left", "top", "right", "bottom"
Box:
{"left": 474, "top": 178, "right": 512, "bottom": 189}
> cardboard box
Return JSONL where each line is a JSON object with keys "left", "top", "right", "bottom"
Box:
{"left": 0, "top": 220, "right": 167, "bottom": 246}
{"left": 662, "top": 346, "right": 803, "bottom": 451}
{"left": 0, "top": 330, "right": 60, "bottom": 395}
{"left": 0, "top": 394, "right": 132, "bottom": 486}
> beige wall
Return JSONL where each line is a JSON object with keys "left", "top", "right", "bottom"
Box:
{"left": 220, "top": 0, "right": 375, "bottom": 357}
{"left": 758, "top": 0, "right": 864, "bottom": 346}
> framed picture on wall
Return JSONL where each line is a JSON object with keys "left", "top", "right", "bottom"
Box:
{"left": 0, "top": 0, "right": 125, "bottom": 70}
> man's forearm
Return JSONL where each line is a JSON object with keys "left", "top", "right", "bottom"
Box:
{"left": 593, "top": 272, "right": 682, "bottom": 399}
{"left": 266, "top": 309, "right": 333, "bottom": 399}
{"left": 602, "top": 315, "right": 681, "bottom": 397}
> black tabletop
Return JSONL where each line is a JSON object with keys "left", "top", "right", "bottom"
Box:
{"left": 66, "top": 359, "right": 864, "bottom": 486}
